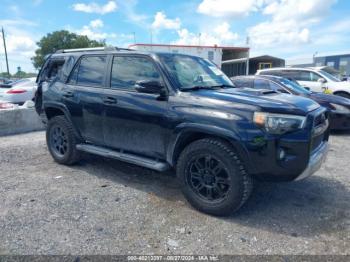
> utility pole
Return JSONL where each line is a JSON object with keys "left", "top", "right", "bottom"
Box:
{"left": 1, "top": 27, "right": 10, "bottom": 77}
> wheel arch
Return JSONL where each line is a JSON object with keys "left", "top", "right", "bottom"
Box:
{"left": 333, "top": 91, "right": 350, "bottom": 98}
{"left": 167, "top": 123, "right": 252, "bottom": 173}
{"left": 43, "top": 102, "right": 83, "bottom": 140}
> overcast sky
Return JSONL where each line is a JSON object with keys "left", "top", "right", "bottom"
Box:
{"left": 0, "top": 0, "right": 349, "bottom": 73}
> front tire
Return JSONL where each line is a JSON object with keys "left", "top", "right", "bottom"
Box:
{"left": 46, "top": 115, "right": 81, "bottom": 165}
{"left": 176, "top": 138, "right": 253, "bottom": 216}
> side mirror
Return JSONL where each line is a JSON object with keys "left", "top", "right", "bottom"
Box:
{"left": 318, "top": 78, "right": 327, "bottom": 84}
{"left": 135, "top": 80, "right": 165, "bottom": 95}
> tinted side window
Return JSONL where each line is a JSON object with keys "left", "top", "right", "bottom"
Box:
{"left": 270, "top": 81, "right": 290, "bottom": 93}
{"left": 254, "top": 79, "right": 270, "bottom": 89}
{"left": 292, "top": 71, "right": 312, "bottom": 81}
{"left": 68, "top": 64, "right": 79, "bottom": 85}
{"left": 260, "top": 71, "right": 281, "bottom": 77}
{"left": 73, "top": 56, "right": 107, "bottom": 87}
{"left": 111, "top": 56, "right": 161, "bottom": 90}
{"left": 310, "top": 72, "right": 321, "bottom": 81}
{"left": 232, "top": 79, "right": 251, "bottom": 88}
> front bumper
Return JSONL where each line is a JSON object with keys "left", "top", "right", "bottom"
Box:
{"left": 243, "top": 107, "right": 329, "bottom": 182}
{"left": 294, "top": 141, "right": 329, "bottom": 181}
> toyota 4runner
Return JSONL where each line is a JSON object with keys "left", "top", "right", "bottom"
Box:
{"left": 35, "top": 47, "right": 329, "bottom": 216}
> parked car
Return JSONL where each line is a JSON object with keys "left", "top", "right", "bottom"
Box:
{"left": 256, "top": 67, "right": 350, "bottom": 98}
{"left": 36, "top": 47, "right": 329, "bottom": 216}
{"left": 0, "top": 77, "right": 11, "bottom": 84}
{"left": 0, "top": 77, "right": 37, "bottom": 104}
{"left": 232, "top": 75, "right": 350, "bottom": 130}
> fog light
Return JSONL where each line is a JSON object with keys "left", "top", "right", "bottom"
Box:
{"left": 278, "top": 149, "right": 286, "bottom": 160}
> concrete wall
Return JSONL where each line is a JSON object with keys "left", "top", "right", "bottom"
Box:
{"left": 0, "top": 108, "right": 45, "bottom": 136}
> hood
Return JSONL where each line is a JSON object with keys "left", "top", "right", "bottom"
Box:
{"left": 306, "top": 92, "right": 350, "bottom": 107}
{"left": 188, "top": 88, "right": 320, "bottom": 115}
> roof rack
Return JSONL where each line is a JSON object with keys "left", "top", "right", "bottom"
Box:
{"left": 55, "top": 46, "right": 133, "bottom": 53}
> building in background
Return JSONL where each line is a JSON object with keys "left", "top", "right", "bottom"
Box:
{"left": 287, "top": 52, "right": 350, "bottom": 79}
{"left": 129, "top": 43, "right": 249, "bottom": 74}
{"left": 314, "top": 52, "right": 350, "bottom": 78}
{"left": 221, "top": 55, "right": 285, "bottom": 76}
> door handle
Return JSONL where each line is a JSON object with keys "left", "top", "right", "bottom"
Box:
{"left": 63, "top": 91, "right": 74, "bottom": 98}
{"left": 103, "top": 97, "right": 117, "bottom": 104}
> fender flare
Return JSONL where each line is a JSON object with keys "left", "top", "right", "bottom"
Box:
{"left": 166, "top": 122, "right": 251, "bottom": 170}
{"left": 43, "top": 101, "right": 83, "bottom": 140}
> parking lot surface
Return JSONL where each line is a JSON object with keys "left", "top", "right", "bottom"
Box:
{"left": 0, "top": 131, "right": 349, "bottom": 255}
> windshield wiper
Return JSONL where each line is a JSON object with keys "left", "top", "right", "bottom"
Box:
{"left": 180, "top": 84, "right": 235, "bottom": 91}
{"left": 180, "top": 85, "right": 216, "bottom": 91}
{"left": 210, "top": 84, "right": 235, "bottom": 89}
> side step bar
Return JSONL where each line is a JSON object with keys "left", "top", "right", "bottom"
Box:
{"left": 76, "top": 144, "right": 170, "bottom": 172}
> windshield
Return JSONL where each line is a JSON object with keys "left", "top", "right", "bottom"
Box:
{"left": 279, "top": 78, "right": 312, "bottom": 95}
{"left": 319, "top": 70, "right": 341, "bottom": 82}
{"left": 158, "top": 53, "right": 234, "bottom": 90}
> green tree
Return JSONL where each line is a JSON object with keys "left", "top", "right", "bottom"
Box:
{"left": 0, "top": 72, "right": 11, "bottom": 78}
{"left": 31, "top": 30, "right": 105, "bottom": 69}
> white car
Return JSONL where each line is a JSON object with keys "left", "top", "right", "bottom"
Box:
{"left": 0, "top": 77, "right": 37, "bottom": 104}
{"left": 256, "top": 67, "right": 350, "bottom": 99}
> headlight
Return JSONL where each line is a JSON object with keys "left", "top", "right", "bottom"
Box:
{"left": 253, "top": 112, "right": 307, "bottom": 135}
{"left": 330, "top": 103, "right": 350, "bottom": 114}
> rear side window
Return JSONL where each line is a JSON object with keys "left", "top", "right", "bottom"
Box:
{"left": 285, "top": 70, "right": 320, "bottom": 82}
{"left": 69, "top": 55, "right": 107, "bottom": 87}
{"left": 232, "top": 79, "right": 252, "bottom": 88}
{"left": 294, "top": 71, "right": 311, "bottom": 81}
{"left": 254, "top": 79, "right": 270, "bottom": 89}
{"left": 111, "top": 56, "right": 161, "bottom": 90}
{"left": 260, "top": 70, "right": 281, "bottom": 77}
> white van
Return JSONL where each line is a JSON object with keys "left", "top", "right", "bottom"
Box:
{"left": 256, "top": 67, "right": 350, "bottom": 98}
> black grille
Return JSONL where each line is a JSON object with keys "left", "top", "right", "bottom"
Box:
{"left": 311, "top": 111, "right": 328, "bottom": 152}
{"left": 314, "top": 111, "right": 327, "bottom": 127}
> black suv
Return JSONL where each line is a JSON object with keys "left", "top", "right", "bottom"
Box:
{"left": 35, "top": 47, "right": 329, "bottom": 216}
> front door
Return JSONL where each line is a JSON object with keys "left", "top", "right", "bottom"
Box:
{"left": 293, "top": 70, "right": 324, "bottom": 92}
{"left": 103, "top": 55, "right": 169, "bottom": 159}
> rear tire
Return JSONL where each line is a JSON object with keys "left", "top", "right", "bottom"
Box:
{"left": 46, "top": 115, "right": 81, "bottom": 165}
{"left": 176, "top": 138, "right": 253, "bottom": 216}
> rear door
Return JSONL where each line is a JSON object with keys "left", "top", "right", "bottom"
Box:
{"left": 64, "top": 55, "right": 108, "bottom": 145}
{"left": 102, "top": 54, "right": 169, "bottom": 159}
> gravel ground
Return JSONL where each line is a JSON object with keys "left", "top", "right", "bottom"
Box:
{"left": 0, "top": 131, "right": 349, "bottom": 255}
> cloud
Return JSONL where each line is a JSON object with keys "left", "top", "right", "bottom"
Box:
{"left": 77, "top": 20, "right": 116, "bottom": 41}
{"left": 72, "top": 1, "right": 117, "bottom": 15}
{"left": 0, "top": 19, "right": 38, "bottom": 73}
{"left": 90, "top": 19, "right": 104, "bottom": 29}
{"left": 197, "top": 0, "right": 265, "bottom": 18}
{"left": 173, "top": 22, "right": 238, "bottom": 46}
{"left": 118, "top": 0, "right": 149, "bottom": 26}
{"left": 33, "top": 0, "right": 43, "bottom": 5}
{"left": 152, "top": 11, "right": 181, "bottom": 30}
{"left": 75, "top": 19, "right": 133, "bottom": 47}
{"left": 248, "top": 0, "right": 337, "bottom": 49}
{"left": 248, "top": 20, "right": 310, "bottom": 46}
